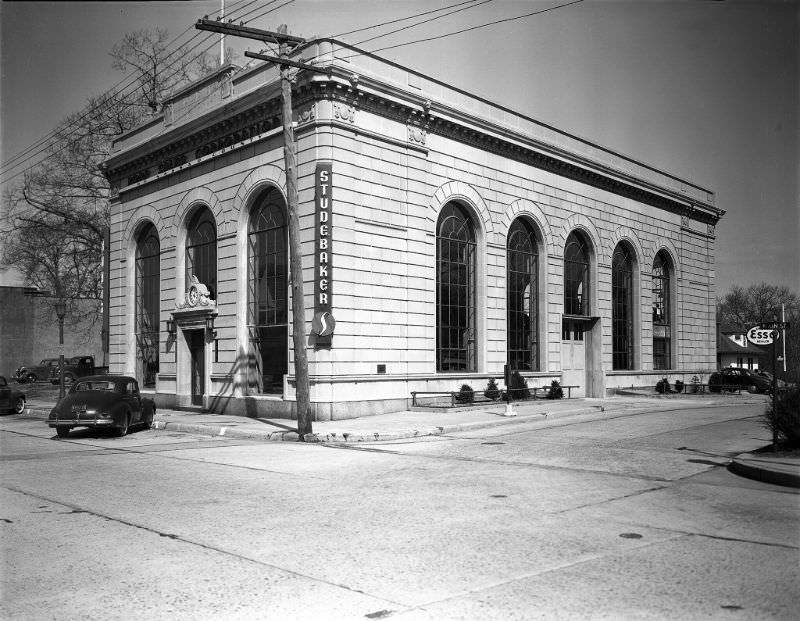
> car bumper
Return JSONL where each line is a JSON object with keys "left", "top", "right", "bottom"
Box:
{"left": 47, "top": 417, "right": 116, "bottom": 429}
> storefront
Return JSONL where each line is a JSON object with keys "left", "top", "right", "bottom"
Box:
{"left": 104, "top": 39, "right": 723, "bottom": 420}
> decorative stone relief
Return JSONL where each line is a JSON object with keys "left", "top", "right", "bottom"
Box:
{"left": 333, "top": 102, "right": 356, "bottom": 123}
{"left": 707, "top": 223, "right": 715, "bottom": 237}
{"left": 221, "top": 73, "right": 232, "bottom": 99}
{"left": 408, "top": 125, "right": 427, "bottom": 145}
{"left": 296, "top": 103, "right": 316, "bottom": 125}
{"left": 681, "top": 215, "right": 690, "bottom": 228}
{"left": 163, "top": 103, "right": 174, "bottom": 127}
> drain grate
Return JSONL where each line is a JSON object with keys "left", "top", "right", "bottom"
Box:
{"left": 619, "top": 532, "right": 643, "bottom": 539}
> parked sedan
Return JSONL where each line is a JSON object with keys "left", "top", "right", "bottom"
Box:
{"left": 708, "top": 367, "right": 772, "bottom": 394}
{"left": 0, "top": 376, "right": 26, "bottom": 414}
{"left": 15, "top": 358, "right": 60, "bottom": 383}
{"left": 46, "top": 375, "right": 155, "bottom": 438}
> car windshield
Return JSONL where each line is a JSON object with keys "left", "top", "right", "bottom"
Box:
{"left": 74, "top": 380, "right": 116, "bottom": 392}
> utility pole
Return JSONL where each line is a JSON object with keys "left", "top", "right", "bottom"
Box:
{"left": 196, "top": 18, "right": 323, "bottom": 436}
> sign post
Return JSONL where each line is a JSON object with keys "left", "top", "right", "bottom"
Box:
{"left": 749, "top": 322, "right": 791, "bottom": 452}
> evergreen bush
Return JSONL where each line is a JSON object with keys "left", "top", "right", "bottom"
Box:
{"left": 763, "top": 385, "right": 800, "bottom": 448}
{"left": 548, "top": 379, "right": 564, "bottom": 400}
{"left": 674, "top": 379, "right": 684, "bottom": 393}
{"left": 484, "top": 378, "right": 501, "bottom": 401}
{"left": 656, "top": 378, "right": 671, "bottom": 394}
{"left": 505, "top": 371, "right": 530, "bottom": 401}
{"left": 455, "top": 384, "right": 475, "bottom": 404}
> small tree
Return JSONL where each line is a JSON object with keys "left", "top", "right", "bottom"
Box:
{"left": 484, "top": 378, "right": 500, "bottom": 401}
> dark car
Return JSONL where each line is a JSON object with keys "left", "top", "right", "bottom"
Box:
{"left": 15, "top": 358, "right": 60, "bottom": 383}
{"left": 0, "top": 376, "right": 26, "bottom": 414}
{"left": 708, "top": 367, "right": 772, "bottom": 394}
{"left": 46, "top": 375, "right": 155, "bottom": 438}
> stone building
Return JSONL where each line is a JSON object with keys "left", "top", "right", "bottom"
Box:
{"left": 103, "top": 39, "right": 723, "bottom": 419}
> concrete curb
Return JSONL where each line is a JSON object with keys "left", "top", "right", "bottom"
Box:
{"left": 729, "top": 454, "right": 800, "bottom": 489}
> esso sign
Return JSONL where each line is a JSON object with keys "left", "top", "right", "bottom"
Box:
{"left": 747, "top": 326, "right": 777, "bottom": 345}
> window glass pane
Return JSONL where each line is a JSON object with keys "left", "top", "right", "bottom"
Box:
{"left": 564, "top": 232, "right": 589, "bottom": 316}
{"left": 248, "top": 188, "right": 288, "bottom": 393}
{"left": 653, "top": 251, "right": 671, "bottom": 369}
{"left": 437, "top": 203, "right": 476, "bottom": 372}
{"left": 135, "top": 223, "right": 160, "bottom": 387}
{"left": 186, "top": 208, "right": 217, "bottom": 299}
{"left": 507, "top": 219, "right": 538, "bottom": 370}
{"left": 612, "top": 244, "right": 633, "bottom": 370}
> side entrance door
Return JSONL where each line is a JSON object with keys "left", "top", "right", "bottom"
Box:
{"left": 189, "top": 330, "right": 205, "bottom": 406}
{"left": 561, "top": 319, "right": 586, "bottom": 398}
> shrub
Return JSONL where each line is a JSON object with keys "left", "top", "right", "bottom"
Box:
{"left": 656, "top": 378, "right": 671, "bottom": 394}
{"left": 455, "top": 383, "right": 474, "bottom": 404}
{"left": 763, "top": 385, "right": 800, "bottom": 448}
{"left": 690, "top": 375, "right": 701, "bottom": 393}
{"left": 505, "top": 371, "right": 530, "bottom": 401}
{"left": 674, "top": 379, "right": 684, "bottom": 393}
{"left": 484, "top": 378, "right": 501, "bottom": 401}
{"left": 548, "top": 379, "right": 564, "bottom": 400}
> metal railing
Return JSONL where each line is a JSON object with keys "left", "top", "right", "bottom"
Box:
{"left": 411, "top": 386, "right": 579, "bottom": 408}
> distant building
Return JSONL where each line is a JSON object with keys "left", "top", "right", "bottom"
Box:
{"left": 0, "top": 286, "right": 103, "bottom": 378}
{"left": 717, "top": 332, "right": 766, "bottom": 371}
{"left": 103, "top": 39, "right": 724, "bottom": 419}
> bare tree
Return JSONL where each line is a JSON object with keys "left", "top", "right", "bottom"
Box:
{"left": 3, "top": 28, "right": 226, "bottom": 320}
{"left": 718, "top": 283, "right": 799, "bottom": 381}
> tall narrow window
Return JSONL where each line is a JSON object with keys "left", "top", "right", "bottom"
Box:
{"left": 135, "top": 223, "right": 160, "bottom": 387}
{"left": 564, "top": 232, "right": 589, "bottom": 316}
{"left": 507, "top": 219, "right": 538, "bottom": 371}
{"left": 248, "top": 188, "right": 288, "bottom": 393}
{"left": 186, "top": 207, "right": 217, "bottom": 300}
{"left": 437, "top": 202, "right": 476, "bottom": 372}
{"left": 612, "top": 243, "right": 634, "bottom": 370}
{"left": 653, "top": 251, "right": 672, "bottom": 369}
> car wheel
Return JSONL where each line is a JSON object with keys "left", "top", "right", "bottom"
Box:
{"left": 26, "top": 373, "right": 37, "bottom": 383}
{"left": 115, "top": 413, "right": 129, "bottom": 437}
{"left": 747, "top": 385, "right": 759, "bottom": 394}
{"left": 56, "top": 426, "right": 70, "bottom": 438}
{"left": 13, "top": 397, "right": 25, "bottom": 415}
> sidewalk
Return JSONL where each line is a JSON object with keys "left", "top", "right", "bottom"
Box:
{"left": 23, "top": 393, "right": 799, "bottom": 488}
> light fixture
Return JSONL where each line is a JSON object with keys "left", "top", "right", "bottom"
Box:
{"left": 205, "top": 316, "right": 215, "bottom": 333}
{"left": 54, "top": 300, "right": 67, "bottom": 320}
{"left": 166, "top": 318, "right": 176, "bottom": 334}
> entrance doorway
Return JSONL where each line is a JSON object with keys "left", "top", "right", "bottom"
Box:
{"left": 561, "top": 319, "right": 588, "bottom": 398}
{"left": 189, "top": 330, "right": 205, "bottom": 406}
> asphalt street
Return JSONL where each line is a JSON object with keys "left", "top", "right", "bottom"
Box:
{"left": 1, "top": 401, "right": 798, "bottom": 620}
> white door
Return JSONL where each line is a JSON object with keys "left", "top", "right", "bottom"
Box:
{"left": 561, "top": 320, "right": 586, "bottom": 398}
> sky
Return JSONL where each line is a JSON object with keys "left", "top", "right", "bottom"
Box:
{"left": 1, "top": 0, "right": 798, "bottom": 296}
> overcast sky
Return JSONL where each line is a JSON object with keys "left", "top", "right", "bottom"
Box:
{"left": 1, "top": 0, "right": 797, "bottom": 296}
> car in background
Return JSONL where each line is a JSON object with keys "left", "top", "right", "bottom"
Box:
{"left": 0, "top": 376, "right": 26, "bottom": 414}
{"left": 708, "top": 367, "right": 773, "bottom": 394}
{"left": 46, "top": 375, "right": 155, "bottom": 438}
{"left": 14, "top": 358, "right": 60, "bottom": 383}
{"left": 49, "top": 355, "right": 105, "bottom": 386}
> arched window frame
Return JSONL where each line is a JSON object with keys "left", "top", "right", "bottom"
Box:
{"left": 247, "top": 188, "right": 288, "bottom": 394}
{"left": 135, "top": 223, "right": 160, "bottom": 387}
{"left": 507, "top": 218, "right": 539, "bottom": 371}
{"left": 612, "top": 243, "right": 635, "bottom": 370}
{"left": 186, "top": 207, "right": 217, "bottom": 300}
{"left": 652, "top": 250, "right": 673, "bottom": 370}
{"left": 436, "top": 202, "right": 477, "bottom": 372}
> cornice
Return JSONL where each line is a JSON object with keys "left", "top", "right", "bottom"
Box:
{"left": 105, "top": 68, "right": 722, "bottom": 225}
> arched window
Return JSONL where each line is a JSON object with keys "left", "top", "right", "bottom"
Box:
{"left": 135, "top": 223, "right": 160, "bottom": 387}
{"left": 248, "top": 188, "right": 288, "bottom": 393}
{"left": 612, "top": 243, "right": 634, "bottom": 370}
{"left": 437, "top": 202, "right": 476, "bottom": 372}
{"left": 652, "top": 251, "right": 672, "bottom": 369}
{"left": 186, "top": 207, "right": 217, "bottom": 299}
{"left": 507, "top": 219, "right": 538, "bottom": 371}
{"left": 564, "top": 232, "right": 589, "bottom": 316}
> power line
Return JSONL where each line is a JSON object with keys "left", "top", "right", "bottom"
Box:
{"left": 333, "top": 0, "right": 484, "bottom": 38}
{"left": 1, "top": 0, "right": 287, "bottom": 183}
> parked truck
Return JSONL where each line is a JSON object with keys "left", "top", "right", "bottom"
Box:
{"left": 49, "top": 355, "right": 108, "bottom": 385}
